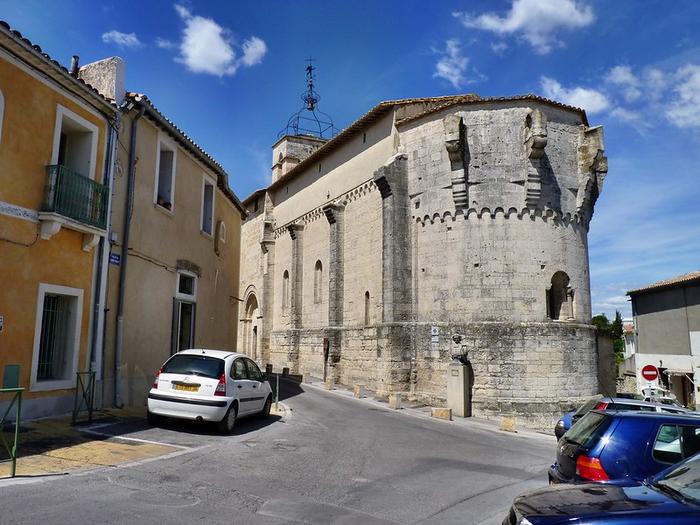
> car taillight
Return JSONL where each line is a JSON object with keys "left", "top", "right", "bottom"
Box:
{"left": 152, "top": 368, "right": 162, "bottom": 389}
{"left": 214, "top": 373, "right": 226, "bottom": 396}
{"left": 576, "top": 455, "right": 609, "bottom": 481}
{"left": 594, "top": 401, "right": 609, "bottom": 410}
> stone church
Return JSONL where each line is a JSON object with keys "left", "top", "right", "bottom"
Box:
{"left": 238, "top": 92, "right": 608, "bottom": 426}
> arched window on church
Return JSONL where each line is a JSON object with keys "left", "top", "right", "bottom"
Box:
{"left": 282, "top": 270, "right": 289, "bottom": 309}
{"left": 547, "top": 271, "right": 573, "bottom": 320}
{"left": 364, "top": 291, "right": 370, "bottom": 325}
{"left": 314, "top": 260, "right": 322, "bottom": 304}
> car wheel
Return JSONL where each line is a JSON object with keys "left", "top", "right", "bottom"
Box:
{"left": 147, "top": 411, "right": 161, "bottom": 426}
{"left": 260, "top": 395, "right": 272, "bottom": 418}
{"left": 217, "top": 403, "right": 237, "bottom": 434}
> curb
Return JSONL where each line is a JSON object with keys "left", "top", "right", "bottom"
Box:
{"left": 303, "top": 381, "right": 556, "bottom": 443}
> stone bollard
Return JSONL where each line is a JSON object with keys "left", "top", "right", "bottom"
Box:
{"left": 389, "top": 393, "right": 402, "bottom": 410}
{"left": 325, "top": 378, "right": 334, "bottom": 390}
{"left": 353, "top": 384, "right": 366, "bottom": 399}
{"left": 500, "top": 414, "right": 517, "bottom": 433}
{"left": 282, "top": 367, "right": 289, "bottom": 376}
{"left": 431, "top": 407, "right": 452, "bottom": 421}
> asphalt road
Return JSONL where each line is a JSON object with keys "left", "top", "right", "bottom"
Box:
{"left": 0, "top": 380, "right": 556, "bottom": 524}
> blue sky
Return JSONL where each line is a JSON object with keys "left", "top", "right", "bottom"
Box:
{"left": 4, "top": 0, "right": 699, "bottom": 318}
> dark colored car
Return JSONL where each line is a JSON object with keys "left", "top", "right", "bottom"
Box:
{"left": 549, "top": 410, "right": 700, "bottom": 484}
{"left": 503, "top": 452, "right": 700, "bottom": 524}
{"left": 553, "top": 396, "right": 693, "bottom": 439}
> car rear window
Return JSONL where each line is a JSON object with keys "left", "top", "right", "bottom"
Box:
{"left": 653, "top": 424, "right": 700, "bottom": 464}
{"left": 607, "top": 403, "right": 655, "bottom": 412}
{"left": 565, "top": 412, "right": 611, "bottom": 448}
{"left": 162, "top": 355, "right": 224, "bottom": 379}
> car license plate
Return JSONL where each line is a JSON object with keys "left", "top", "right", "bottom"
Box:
{"left": 173, "top": 383, "right": 199, "bottom": 392}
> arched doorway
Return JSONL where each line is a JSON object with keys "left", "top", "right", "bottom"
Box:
{"left": 244, "top": 293, "right": 260, "bottom": 359}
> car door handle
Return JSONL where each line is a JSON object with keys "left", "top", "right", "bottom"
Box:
{"left": 237, "top": 385, "right": 242, "bottom": 389}
{"left": 253, "top": 385, "right": 257, "bottom": 388}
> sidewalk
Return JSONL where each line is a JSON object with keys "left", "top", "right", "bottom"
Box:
{"left": 0, "top": 408, "right": 179, "bottom": 480}
{"left": 302, "top": 379, "right": 557, "bottom": 443}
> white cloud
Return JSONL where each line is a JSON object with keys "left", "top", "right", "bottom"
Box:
{"left": 610, "top": 107, "right": 648, "bottom": 128}
{"left": 540, "top": 76, "right": 610, "bottom": 113}
{"left": 239, "top": 36, "right": 267, "bottom": 67}
{"left": 666, "top": 65, "right": 700, "bottom": 128}
{"left": 433, "top": 39, "right": 469, "bottom": 89}
{"left": 173, "top": 3, "right": 267, "bottom": 77}
{"left": 491, "top": 41, "right": 508, "bottom": 55}
{"left": 605, "top": 66, "right": 641, "bottom": 103}
{"left": 454, "top": 0, "right": 594, "bottom": 54}
{"left": 102, "top": 30, "right": 142, "bottom": 49}
{"left": 155, "top": 37, "right": 177, "bottom": 50}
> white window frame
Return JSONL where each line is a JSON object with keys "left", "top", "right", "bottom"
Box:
{"left": 0, "top": 89, "right": 5, "bottom": 144}
{"left": 175, "top": 271, "right": 197, "bottom": 301}
{"left": 50, "top": 105, "right": 99, "bottom": 180}
{"left": 154, "top": 133, "right": 178, "bottom": 213}
{"left": 200, "top": 175, "right": 216, "bottom": 237}
{"left": 30, "top": 283, "right": 84, "bottom": 392}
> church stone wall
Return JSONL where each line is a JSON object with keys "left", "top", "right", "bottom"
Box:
{"left": 239, "top": 97, "right": 607, "bottom": 430}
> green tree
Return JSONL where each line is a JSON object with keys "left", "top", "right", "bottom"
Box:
{"left": 592, "top": 313, "right": 611, "bottom": 334}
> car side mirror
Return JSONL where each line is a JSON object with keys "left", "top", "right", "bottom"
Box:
{"left": 260, "top": 373, "right": 268, "bottom": 382}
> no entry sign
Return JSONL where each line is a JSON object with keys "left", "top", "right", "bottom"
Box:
{"left": 641, "top": 365, "right": 659, "bottom": 381}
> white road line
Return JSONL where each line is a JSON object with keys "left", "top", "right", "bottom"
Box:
{"left": 79, "top": 428, "right": 193, "bottom": 450}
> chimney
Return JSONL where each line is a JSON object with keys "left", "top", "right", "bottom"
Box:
{"left": 70, "top": 55, "right": 79, "bottom": 77}
{"left": 78, "top": 57, "right": 126, "bottom": 104}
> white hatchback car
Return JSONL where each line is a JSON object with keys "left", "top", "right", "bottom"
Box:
{"left": 147, "top": 349, "right": 273, "bottom": 433}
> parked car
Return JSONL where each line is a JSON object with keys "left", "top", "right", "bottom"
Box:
{"left": 147, "top": 349, "right": 273, "bottom": 434}
{"left": 549, "top": 410, "right": 700, "bottom": 484}
{"left": 553, "top": 395, "right": 693, "bottom": 438}
{"left": 503, "top": 452, "right": 700, "bottom": 524}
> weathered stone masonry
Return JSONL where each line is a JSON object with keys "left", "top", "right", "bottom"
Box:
{"left": 238, "top": 95, "right": 609, "bottom": 428}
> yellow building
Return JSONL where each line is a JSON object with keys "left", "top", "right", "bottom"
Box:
{"left": 0, "top": 22, "right": 117, "bottom": 418}
{"left": 102, "top": 92, "right": 244, "bottom": 408}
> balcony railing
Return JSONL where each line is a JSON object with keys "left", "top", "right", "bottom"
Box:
{"left": 42, "top": 165, "right": 108, "bottom": 230}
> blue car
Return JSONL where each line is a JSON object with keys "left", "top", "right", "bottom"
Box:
{"left": 549, "top": 410, "right": 700, "bottom": 484}
{"left": 503, "top": 452, "right": 700, "bottom": 524}
{"left": 553, "top": 396, "right": 690, "bottom": 439}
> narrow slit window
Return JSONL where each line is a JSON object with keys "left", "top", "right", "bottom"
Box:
{"left": 201, "top": 178, "right": 214, "bottom": 235}
{"left": 364, "top": 291, "right": 370, "bottom": 325}
{"left": 156, "top": 142, "right": 176, "bottom": 210}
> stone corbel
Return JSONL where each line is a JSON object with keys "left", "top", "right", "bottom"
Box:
{"left": 287, "top": 222, "right": 304, "bottom": 240}
{"left": 322, "top": 202, "right": 345, "bottom": 225}
{"left": 39, "top": 219, "right": 62, "bottom": 240}
{"left": 522, "top": 109, "right": 548, "bottom": 207}
{"left": 576, "top": 126, "right": 608, "bottom": 214}
{"left": 443, "top": 114, "right": 469, "bottom": 210}
{"left": 82, "top": 233, "right": 100, "bottom": 252}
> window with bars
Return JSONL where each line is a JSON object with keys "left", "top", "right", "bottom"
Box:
{"left": 37, "top": 294, "right": 72, "bottom": 381}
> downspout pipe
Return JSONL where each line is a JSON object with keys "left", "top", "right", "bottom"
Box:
{"left": 88, "top": 112, "right": 118, "bottom": 373}
{"left": 114, "top": 103, "right": 145, "bottom": 408}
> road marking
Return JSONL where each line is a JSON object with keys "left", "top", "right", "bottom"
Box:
{"left": 79, "top": 428, "right": 194, "bottom": 450}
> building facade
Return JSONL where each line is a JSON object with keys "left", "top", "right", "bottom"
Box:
{"left": 0, "top": 22, "right": 117, "bottom": 418}
{"left": 625, "top": 270, "right": 700, "bottom": 406}
{"left": 239, "top": 94, "right": 609, "bottom": 427}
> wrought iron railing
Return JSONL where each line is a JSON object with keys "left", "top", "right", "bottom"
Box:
{"left": 42, "top": 165, "right": 108, "bottom": 230}
{"left": 0, "top": 388, "right": 23, "bottom": 478}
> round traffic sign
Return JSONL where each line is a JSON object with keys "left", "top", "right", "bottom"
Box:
{"left": 641, "top": 365, "right": 658, "bottom": 381}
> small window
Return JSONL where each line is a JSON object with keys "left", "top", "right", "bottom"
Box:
{"left": 155, "top": 140, "right": 176, "bottom": 210}
{"left": 364, "top": 291, "right": 370, "bottom": 325}
{"left": 362, "top": 132, "right": 366, "bottom": 144}
{"left": 176, "top": 272, "right": 197, "bottom": 300}
{"left": 282, "top": 270, "right": 290, "bottom": 309}
{"left": 218, "top": 221, "right": 227, "bottom": 243}
{"left": 231, "top": 358, "right": 248, "bottom": 380}
{"left": 201, "top": 177, "right": 215, "bottom": 235}
{"left": 314, "top": 261, "right": 322, "bottom": 304}
{"left": 31, "top": 283, "right": 83, "bottom": 391}
{"left": 254, "top": 199, "right": 259, "bottom": 212}
{"left": 51, "top": 105, "right": 98, "bottom": 179}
